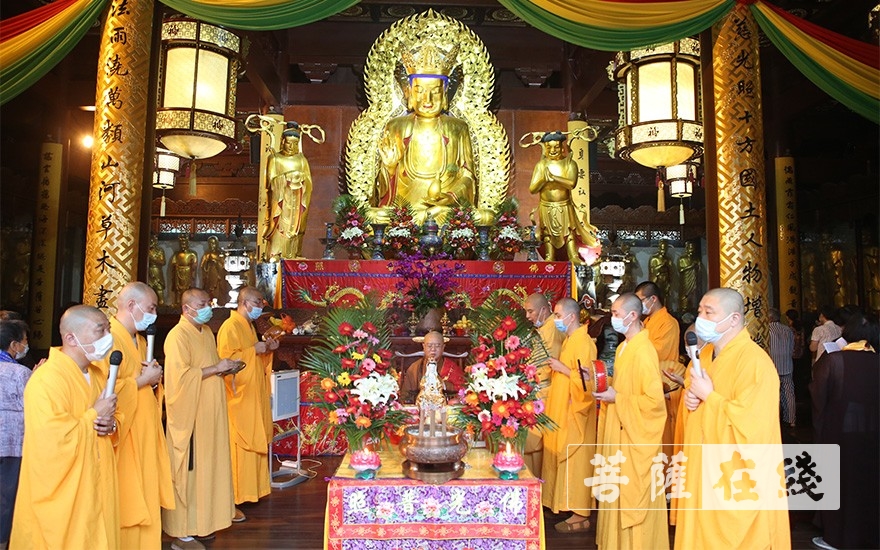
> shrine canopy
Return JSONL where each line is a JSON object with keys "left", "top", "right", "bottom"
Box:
{"left": 281, "top": 259, "right": 573, "bottom": 310}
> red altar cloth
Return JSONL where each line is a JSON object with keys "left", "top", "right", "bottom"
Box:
{"left": 280, "top": 259, "right": 573, "bottom": 309}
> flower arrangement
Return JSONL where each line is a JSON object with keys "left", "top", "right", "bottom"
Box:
{"left": 384, "top": 201, "right": 420, "bottom": 258}
{"left": 332, "top": 194, "right": 371, "bottom": 256}
{"left": 390, "top": 252, "right": 464, "bottom": 317}
{"left": 453, "top": 295, "right": 556, "bottom": 451}
{"left": 442, "top": 203, "right": 478, "bottom": 259}
{"left": 299, "top": 300, "right": 409, "bottom": 451}
{"left": 490, "top": 197, "right": 524, "bottom": 260}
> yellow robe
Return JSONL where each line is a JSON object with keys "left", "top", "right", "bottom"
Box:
{"left": 525, "top": 320, "right": 565, "bottom": 477}
{"left": 11, "top": 348, "right": 120, "bottom": 550}
{"left": 674, "top": 330, "right": 791, "bottom": 549}
{"left": 162, "top": 317, "right": 235, "bottom": 538}
{"left": 97, "top": 317, "right": 174, "bottom": 548}
{"left": 596, "top": 330, "right": 668, "bottom": 550}
{"left": 541, "top": 324, "right": 597, "bottom": 514}
{"left": 644, "top": 307, "right": 684, "bottom": 454}
{"left": 217, "top": 310, "right": 274, "bottom": 504}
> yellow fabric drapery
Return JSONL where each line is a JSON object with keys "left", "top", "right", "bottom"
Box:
{"left": 528, "top": 0, "right": 728, "bottom": 29}
{"left": 0, "top": 0, "right": 98, "bottom": 67}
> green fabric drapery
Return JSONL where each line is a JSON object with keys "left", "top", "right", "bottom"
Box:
{"left": 497, "top": 0, "right": 734, "bottom": 51}
{"left": 0, "top": 0, "right": 108, "bottom": 105}
{"left": 159, "top": 0, "right": 359, "bottom": 31}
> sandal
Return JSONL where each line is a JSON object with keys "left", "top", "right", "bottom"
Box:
{"left": 554, "top": 517, "right": 591, "bottom": 533}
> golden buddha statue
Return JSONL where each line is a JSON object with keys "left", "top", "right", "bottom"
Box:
{"left": 345, "top": 10, "right": 510, "bottom": 227}
{"left": 264, "top": 123, "right": 313, "bottom": 259}
{"left": 170, "top": 234, "right": 197, "bottom": 306}
{"left": 147, "top": 234, "right": 166, "bottom": 306}
{"left": 375, "top": 44, "right": 475, "bottom": 225}
{"left": 201, "top": 236, "right": 225, "bottom": 304}
{"left": 677, "top": 241, "right": 701, "bottom": 312}
{"left": 649, "top": 240, "right": 673, "bottom": 304}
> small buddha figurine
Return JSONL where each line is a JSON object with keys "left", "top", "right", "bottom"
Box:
{"left": 147, "top": 234, "right": 166, "bottom": 306}
{"left": 649, "top": 240, "right": 673, "bottom": 305}
{"left": 170, "top": 234, "right": 198, "bottom": 306}
{"left": 677, "top": 241, "right": 701, "bottom": 312}
{"left": 416, "top": 359, "right": 448, "bottom": 437}
{"left": 201, "top": 236, "right": 226, "bottom": 304}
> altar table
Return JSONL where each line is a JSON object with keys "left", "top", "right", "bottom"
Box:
{"left": 324, "top": 448, "right": 545, "bottom": 550}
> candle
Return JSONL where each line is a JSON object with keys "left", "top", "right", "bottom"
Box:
{"left": 493, "top": 441, "right": 525, "bottom": 478}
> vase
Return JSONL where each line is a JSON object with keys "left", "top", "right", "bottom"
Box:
{"left": 415, "top": 307, "right": 444, "bottom": 335}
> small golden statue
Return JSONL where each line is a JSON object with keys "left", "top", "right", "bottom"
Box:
{"left": 170, "top": 234, "right": 198, "bottom": 306}
{"left": 649, "top": 240, "right": 673, "bottom": 304}
{"left": 523, "top": 131, "right": 599, "bottom": 264}
{"left": 247, "top": 117, "right": 324, "bottom": 260}
{"left": 147, "top": 234, "right": 166, "bottom": 306}
{"left": 201, "top": 236, "right": 226, "bottom": 304}
{"left": 345, "top": 10, "right": 510, "bottom": 226}
{"left": 677, "top": 241, "right": 701, "bottom": 312}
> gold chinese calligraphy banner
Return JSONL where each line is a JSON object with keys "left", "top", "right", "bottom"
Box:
{"left": 567, "top": 119, "right": 591, "bottom": 225}
{"left": 714, "top": 5, "right": 771, "bottom": 349}
{"left": 83, "top": 0, "right": 154, "bottom": 311}
{"left": 775, "top": 157, "right": 799, "bottom": 313}
{"left": 28, "top": 142, "right": 62, "bottom": 348}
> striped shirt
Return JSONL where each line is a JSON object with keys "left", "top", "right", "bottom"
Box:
{"left": 768, "top": 321, "right": 794, "bottom": 376}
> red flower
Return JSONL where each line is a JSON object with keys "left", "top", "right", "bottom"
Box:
{"left": 377, "top": 349, "right": 393, "bottom": 360}
{"left": 492, "top": 328, "right": 507, "bottom": 341}
{"left": 324, "top": 391, "right": 339, "bottom": 403}
{"left": 500, "top": 425, "right": 517, "bottom": 439}
{"left": 338, "top": 322, "right": 354, "bottom": 336}
{"left": 332, "top": 345, "right": 348, "bottom": 354}
{"left": 473, "top": 346, "right": 490, "bottom": 363}
{"left": 362, "top": 321, "right": 377, "bottom": 334}
{"left": 501, "top": 316, "right": 517, "bottom": 331}
{"left": 341, "top": 358, "right": 355, "bottom": 370}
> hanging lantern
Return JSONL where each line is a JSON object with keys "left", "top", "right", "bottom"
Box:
{"left": 665, "top": 160, "right": 699, "bottom": 225}
{"left": 153, "top": 147, "right": 181, "bottom": 217}
{"left": 609, "top": 39, "right": 703, "bottom": 171}
{"left": 156, "top": 16, "right": 241, "bottom": 195}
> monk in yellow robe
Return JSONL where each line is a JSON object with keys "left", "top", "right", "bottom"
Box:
{"left": 11, "top": 305, "right": 120, "bottom": 549}
{"left": 595, "top": 293, "right": 668, "bottom": 550}
{"left": 542, "top": 297, "right": 597, "bottom": 532}
{"left": 217, "top": 286, "right": 279, "bottom": 507}
{"left": 163, "top": 288, "right": 240, "bottom": 548}
{"left": 635, "top": 281, "right": 684, "bottom": 466}
{"left": 676, "top": 288, "right": 790, "bottom": 549}
{"left": 523, "top": 293, "right": 565, "bottom": 477}
{"left": 97, "top": 282, "right": 174, "bottom": 548}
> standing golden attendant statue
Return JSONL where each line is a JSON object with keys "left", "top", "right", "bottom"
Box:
{"left": 521, "top": 129, "right": 600, "bottom": 264}
{"left": 246, "top": 116, "right": 324, "bottom": 260}
{"left": 170, "top": 234, "right": 197, "bottom": 306}
{"left": 345, "top": 9, "right": 510, "bottom": 226}
{"left": 147, "top": 234, "right": 166, "bottom": 306}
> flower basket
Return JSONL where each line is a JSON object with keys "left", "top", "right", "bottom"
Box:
{"left": 333, "top": 194, "right": 371, "bottom": 258}
{"left": 384, "top": 201, "right": 420, "bottom": 259}
{"left": 452, "top": 293, "right": 557, "bottom": 452}
{"left": 298, "top": 298, "right": 409, "bottom": 453}
{"left": 442, "top": 204, "right": 478, "bottom": 259}
{"left": 490, "top": 198, "right": 524, "bottom": 260}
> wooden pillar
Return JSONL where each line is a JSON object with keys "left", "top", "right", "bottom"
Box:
{"left": 82, "top": 0, "right": 155, "bottom": 311}
{"left": 712, "top": 5, "right": 771, "bottom": 348}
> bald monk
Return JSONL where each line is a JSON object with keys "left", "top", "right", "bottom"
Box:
{"left": 98, "top": 282, "right": 173, "bottom": 548}
{"left": 217, "top": 286, "right": 279, "bottom": 509}
{"left": 594, "top": 293, "right": 668, "bottom": 550}
{"left": 11, "top": 305, "right": 120, "bottom": 549}
{"left": 542, "top": 297, "right": 598, "bottom": 533}
{"left": 399, "top": 331, "right": 465, "bottom": 403}
{"left": 635, "top": 281, "right": 684, "bottom": 463}
{"left": 163, "top": 289, "right": 239, "bottom": 549}
{"left": 522, "top": 293, "right": 565, "bottom": 477}
{"left": 676, "top": 288, "right": 790, "bottom": 549}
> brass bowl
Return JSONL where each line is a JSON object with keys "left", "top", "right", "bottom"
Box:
{"left": 398, "top": 426, "right": 468, "bottom": 465}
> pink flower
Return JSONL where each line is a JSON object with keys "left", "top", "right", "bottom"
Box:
{"left": 494, "top": 356, "right": 508, "bottom": 370}
{"left": 477, "top": 410, "right": 492, "bottom": 423}
{"left": 504, "top": 335, "right": 521, "bottom": 351}
{"left": 533, "top": 399, "right": 545, "bottom": 415}
{"left": 475, "top": 501, "right": 494, "bottom": 518}
{"left": 353, "top": 329, "right": 369, "bottom": 339}
{"left": 361, "top": 357, "right": 376, "bottom": 372}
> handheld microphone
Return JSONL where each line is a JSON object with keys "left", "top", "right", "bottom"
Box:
{"left": 685, "top": 331, "right": 703, "bottom": 379}
{"left": 104, "top": 350, "right": 123, "bottom": 398}
{"left": 145, "top": 323, "right": 156, "bottom": 363}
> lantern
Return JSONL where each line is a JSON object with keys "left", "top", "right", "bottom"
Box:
{"left": 610, "top": 39, "right": 703, "bottom": 209}
{"left": 153, "top": 147, "right": 181, "bottom": 217}
{"left": 665, "top": 161, "right": 700, "bottom": 225}
{"left": 156, "top": 16, "right": 240, "bottom": 194}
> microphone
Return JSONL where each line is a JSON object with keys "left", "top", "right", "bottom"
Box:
{"left": 104, "top": 350, "right": 123, "bottom": 398}
{"left": 685, "top": 331, "right": 703, "bottom": 379}
{"left": 145, "top": 323, "right": 156, "bottom": 363}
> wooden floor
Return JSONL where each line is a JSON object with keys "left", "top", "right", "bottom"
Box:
{"left": 161, "top": 430, "right": 823, "bottom": 550}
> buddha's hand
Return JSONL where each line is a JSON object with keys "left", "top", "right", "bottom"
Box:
{"left": 427, "top": 177, "right": 443, "bottom": 200}
{"left": 378, "top": 130, "right": 401, "bottom": 167}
